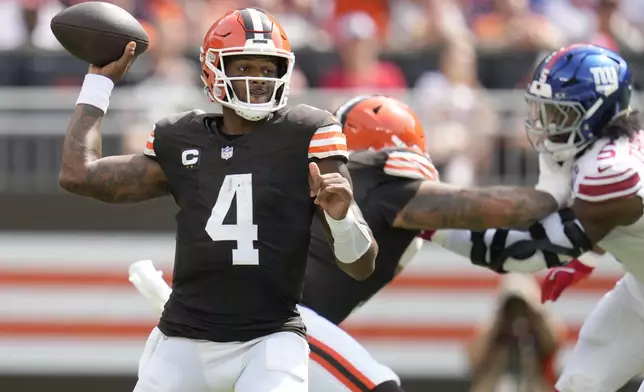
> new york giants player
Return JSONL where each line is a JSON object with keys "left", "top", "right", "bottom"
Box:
{"left": 430, "top": 44, "right": 644, "bottom": 392}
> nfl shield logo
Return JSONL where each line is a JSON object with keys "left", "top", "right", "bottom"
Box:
{"left": 221, "top": 146, "right": 234, "bottom": 160}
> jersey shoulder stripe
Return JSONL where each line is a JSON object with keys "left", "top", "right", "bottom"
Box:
{"left": 574, "top": 139, "right": 642, "bottom": 202}
{"left": 143, "top": 109, "right": 206, "bottom": 159}
{"left": 383, "top": 150, "right": 439, "bottom": 181}
{"left": 143, "top": 126, "right": 156, "bottom": 157}
{"left": 308, "top": 123, "right": 348, "bottom": 161}
{"left": 576, "top": 167, "right": 641, "bottom": 202}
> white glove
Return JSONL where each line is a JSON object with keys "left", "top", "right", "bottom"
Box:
{"left": 535, "top": 153, "right": 573, "bottom": 207}
{"left": 128, "top": 260, "right": 172, "bottom": 314}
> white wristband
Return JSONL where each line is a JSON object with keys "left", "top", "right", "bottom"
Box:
{"left": 324, "top": 209, "right": 372, "bottom": 264}
{"left": 76, "top": 74, "right": 114, "bottom": 114}
{"left": 324, "top": 209, "right": 354, "bottom": 232}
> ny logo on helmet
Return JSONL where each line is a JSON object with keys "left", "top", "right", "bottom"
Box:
{"left": 589, "top": 66, "right": 619, "bottom": 96}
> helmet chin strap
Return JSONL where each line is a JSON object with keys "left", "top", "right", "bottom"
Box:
{"left": 234, "top": 107, "right": 270, "bottom": 122}
{"left": 230, "top": 96, "right": 275, "bottom": 121}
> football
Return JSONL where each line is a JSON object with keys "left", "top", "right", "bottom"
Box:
{"left": 50, "top": 1, "right": 149, "bottom": 67}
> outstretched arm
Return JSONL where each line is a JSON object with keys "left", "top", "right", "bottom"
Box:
{"left": 393, "top": 181, "right": 559, "bottom": 231}
{"left": 432, "top": 192, "right": 642, "bottom": 274}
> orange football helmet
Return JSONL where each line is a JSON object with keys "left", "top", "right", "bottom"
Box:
{"left": 200, "top": 8, "right": 295, "bottom": 121}
{"left": 334, "top": 95, "right": 428, "bottom": 156}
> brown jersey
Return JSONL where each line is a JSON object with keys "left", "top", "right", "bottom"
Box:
{"left": 143, "top": 105, "right": 347, "bottom": 342}
{"left": 301, "top": 148, "right": 438, "bottom": 324}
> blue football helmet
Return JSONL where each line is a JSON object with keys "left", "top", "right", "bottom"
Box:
{"left": 525, "top": 44, "right": 633, "bottom": 162}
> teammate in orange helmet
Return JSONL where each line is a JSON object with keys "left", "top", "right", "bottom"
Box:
{"left": 340, "top": 95, "right": 430, "bottom": 158}
{"left": 59, "top": 7, "right": 378, "bottom": 392}
{"left": 130, "top": 95, "right": 571, "bottom": 392}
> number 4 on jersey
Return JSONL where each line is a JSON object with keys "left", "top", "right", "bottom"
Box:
{"left": 205, "top": 174, "right": 259, "bottom": 265}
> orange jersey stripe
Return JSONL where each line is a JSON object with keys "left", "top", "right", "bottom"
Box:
{"left": 384, "top": 162, "right": 437, "bottom": 181}
{"left": 143, "top": 128, "right": 156, "bottom": 156}
{"left": 311, "top": 131, "right": 345, "bottom": 141}
{"left": 308, "top": 124, "right": 347, "bottom": 159}
{"left": 384, "top": 151, "right": 439, "bottom": 181}
{"left": 387, "top": 156, "right": 437, "bottom": 174}
{"left": 308, "top": 144, "right": 348, "bottom": 154}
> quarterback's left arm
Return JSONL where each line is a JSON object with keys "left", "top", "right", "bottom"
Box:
{"left": 312, "top": 159, "right": 377, "bottom": 280}
{"left": 307, "top": 119, "right": 377, "bottom": 280}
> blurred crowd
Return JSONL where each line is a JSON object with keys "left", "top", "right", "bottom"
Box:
{"left": 2, "top": 0, "right": 644, "bottom": 186}
{"left": 6, "top": 0, "right": 644, "bottom": 54}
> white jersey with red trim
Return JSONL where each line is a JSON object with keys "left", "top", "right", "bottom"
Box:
{"left": 573, "top": 132, "right": 644, "bottom": 280}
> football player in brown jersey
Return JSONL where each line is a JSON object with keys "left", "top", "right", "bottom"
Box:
{"left": 58, "top": 7, "right": 378, "bottom": 392}
{"left": 129, "top": 95, "right": 569, "bottom": 392}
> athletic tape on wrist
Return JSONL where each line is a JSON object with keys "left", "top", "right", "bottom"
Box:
{"left": 324, "top": 209, "right": 372, "bottom": 263}
{"left": 324, "top": 209, "right": 354, "bottom": 232}
{"left": 76, "top": 74, "right": 114, "bottom": 113}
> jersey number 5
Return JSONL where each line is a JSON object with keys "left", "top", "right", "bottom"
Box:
{"left": 205, "top": 174, "right": 259, "bottom": 265}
